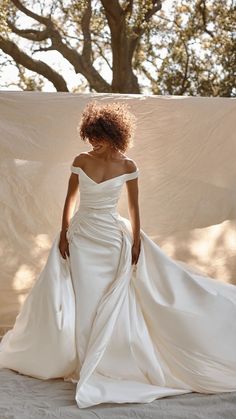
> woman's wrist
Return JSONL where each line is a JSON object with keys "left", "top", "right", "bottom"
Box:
{"left": 133, "top": 235, "right": 141, "bottom": 246}
{"left": 60, "top": 228, "right": 68, "bottom": 237}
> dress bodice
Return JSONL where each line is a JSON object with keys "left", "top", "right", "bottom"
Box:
{"left": 70, "top": 165, "right": 139, "bottom": 213}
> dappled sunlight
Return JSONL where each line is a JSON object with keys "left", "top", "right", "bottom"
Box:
{"left": 31, "top": 233, "right": 52, "bottom": 258}
{"left": 13, "top": 264, "right": 34, "bottom": 291}
{"left": 18, "top": 294, "right": 28, "bottom": 306}
{"left": 12, "top": 234, "right": 53, "bottom": 301}
{"left": 156, "top": 220, "right": 236, "bottom": 285}
{"left": 1, "top": 232, "right": 56, "bottom": 330}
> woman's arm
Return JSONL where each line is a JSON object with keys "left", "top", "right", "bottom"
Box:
{"left": 60, "top": 167, "right": 79, "bottom": 239}
{"left": 126, "top": 163, "right": 140, "bottom": 246}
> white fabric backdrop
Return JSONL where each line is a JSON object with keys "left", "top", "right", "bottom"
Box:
{"left": 0, "top": 92, "right": 236, "bottom": 329}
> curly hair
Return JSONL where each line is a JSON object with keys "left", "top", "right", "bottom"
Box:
{"left": 78, "top": 101, "right": 136, "bottom": 153}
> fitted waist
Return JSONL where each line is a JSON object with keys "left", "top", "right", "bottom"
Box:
{"left": 76, "top": 205, "right": 119, "bottom": 215}
{"left": 67, "top": 205, "right": 133, "bottom": 244}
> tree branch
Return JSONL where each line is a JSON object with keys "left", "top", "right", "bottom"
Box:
{"left": 81, "top": 0, "right": 92, "bottom": 62}
{"left": 9, "top": 0, "right": 111, "bottom": 92}
{"left": 124, "top": 0, "right": 134, "bottom": 18}
{"left": 179, "top": 41, "right": 190, "bottom": 94}
{"left": 100, "top": 0, "right": 123, "bottom": 22}
{"left": 198, "top": 0, "right": 214, "bottom": 38}
{"left": 32, "top": 45, "right": 54, "bottom": 53}
{"left": 10, "top": 0, "right": 52, "bottom": 26}
{"left": 0, "top": 36, "right": 69, "bottom": 91}
{"left": 93, "top": 39, "right": 112, "bottom": 70}
{"left": 145, "top": 13, "right": 190, "bottom": 95}
{"left": 133, "top": 0, "right": 162, "bottom": 36}
{"left": 144, "top": 0, "right": 162, "bottom": 22}
{"left": 140, "top": 63, "right": 156, "bottom": 84}
{"left": 7, "top": 20, "right": 50, "bottom": 41}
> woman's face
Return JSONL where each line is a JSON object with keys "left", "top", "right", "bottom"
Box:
{"left": 88, "top": 138, "right": 111, "bottom": 152}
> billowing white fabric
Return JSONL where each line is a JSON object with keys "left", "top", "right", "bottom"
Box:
{"left": 1, "top": 92, "right": 236, "bottom": 330}
{"left": 0, "top": 164, "right": 236, "bottom": 408}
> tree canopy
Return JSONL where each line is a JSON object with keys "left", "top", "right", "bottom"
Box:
{"left": 0, "top": 0, "right": 235, "bottom": 96}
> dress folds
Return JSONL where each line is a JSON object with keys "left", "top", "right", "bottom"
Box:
{"left": 1, "top": 164, "right": 236, "bottom": 408}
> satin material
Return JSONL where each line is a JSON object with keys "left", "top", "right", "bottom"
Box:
{"left": 1, "top": 164, "right": 236, "bottom": 409}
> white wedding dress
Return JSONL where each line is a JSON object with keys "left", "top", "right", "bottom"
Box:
{"left": 1, "top": 164, "right": 236, "bottom": 409}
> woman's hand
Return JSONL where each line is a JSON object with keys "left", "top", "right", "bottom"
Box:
{"left": 59, "top": 232, "right": 70, "bottom": 259}
{"left": 131, "top": 240, "right": 141, "bottom": 265}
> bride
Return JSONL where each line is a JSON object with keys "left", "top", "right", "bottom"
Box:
{"left": 0, "top": 101, "right": 236, "bottom": 409}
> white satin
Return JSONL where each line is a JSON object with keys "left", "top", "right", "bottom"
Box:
{"left": 1, "top": 164, "right": 236, "bottom": 409}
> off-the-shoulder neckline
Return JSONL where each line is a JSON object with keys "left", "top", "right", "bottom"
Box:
{"left": 71, "top": 165, "right": 139, "bottom": 185}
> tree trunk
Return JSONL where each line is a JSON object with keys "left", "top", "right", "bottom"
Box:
{"left": 111, "top": 21, "right": 140, "bottom": 93}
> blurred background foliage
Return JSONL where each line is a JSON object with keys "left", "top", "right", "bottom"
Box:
{"left": 0, "top": 0, "right": 235, "bottom": 96}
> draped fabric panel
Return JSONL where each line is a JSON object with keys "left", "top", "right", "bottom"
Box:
{"left": 0, "top": 92, "right": 235, "bottom": 329}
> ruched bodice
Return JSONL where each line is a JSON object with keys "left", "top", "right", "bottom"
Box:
{"left": 70, "top": 165, "right": 139, "bottom": 213}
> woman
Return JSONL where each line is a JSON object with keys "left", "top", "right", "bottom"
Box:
{"left": 59, "top": 100, "right": 141, "bottom": 267}
{"left": 1, "top": 101, "right": 236, "bottom": 409}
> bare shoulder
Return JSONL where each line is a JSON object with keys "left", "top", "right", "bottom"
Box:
{"left": 124, "top": 158, "right": 138, "bottom": 174}
{"left": 72, "top": 152, "right": 88, "bottom": 167}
